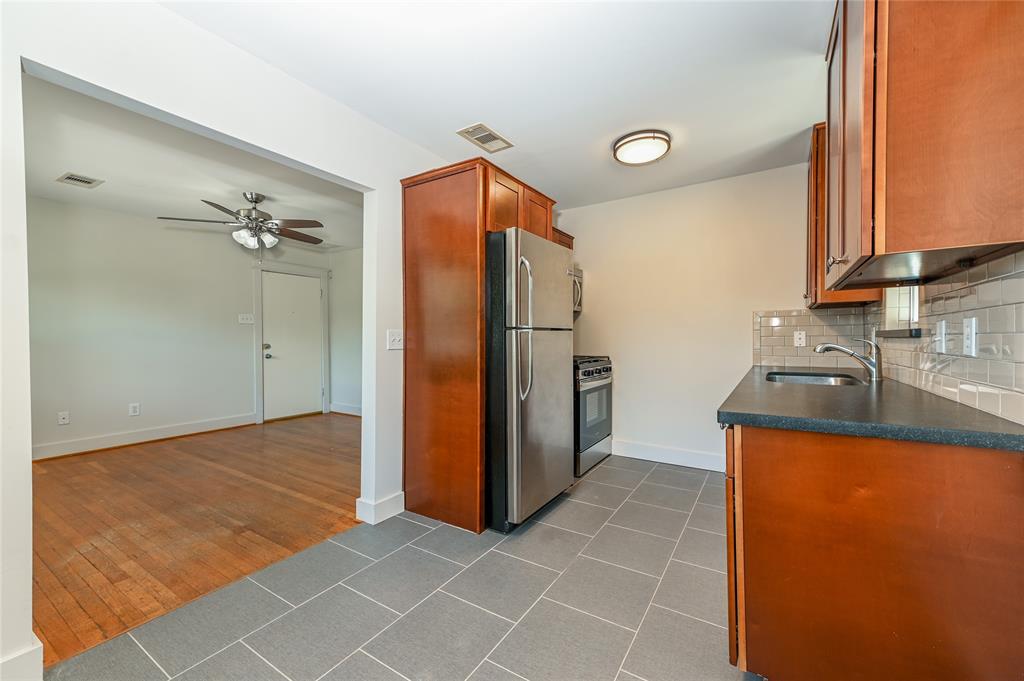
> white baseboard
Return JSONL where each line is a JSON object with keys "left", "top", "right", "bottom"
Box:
{"left": 0, "top": 636, "right": 43, "bottom": 681}
{"left": 32, "top": 413, "right": 258, "bottom": 460}
{"left": 330, "top": 402, "right": 362, "bottom": 416}
{"left": 356, "top": 490, "right": 405, "bottom": 524}
{"left": 612, "top": 438, "right": 725, "bottom": 473}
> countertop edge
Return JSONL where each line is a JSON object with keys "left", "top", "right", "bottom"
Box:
{"left": 717, "top": 410, "right": 1024, "bottom": 453}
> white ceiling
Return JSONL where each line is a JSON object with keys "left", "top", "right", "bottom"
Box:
{"left": 22, "top": 76, "right": 364, "bottom": 250}
{"left": 167, "top": 1, "right": 831, "bottom": 210}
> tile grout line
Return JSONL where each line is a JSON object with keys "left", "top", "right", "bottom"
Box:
{"left": 577, "top": 554, "right": 661, "bottom": 579}
{"left": 532, "top": 518, "right": 595, "bottom": 537}
{"left": 240, "top": 639, "right": 295, "bottom": 681}
{"left": 671, "top": 558, "right": 726, "bottom": 575}
{"left": 540, "top": 596, "right": 636, "bottom": 633}
{"left": 339, "top": 583, "right": 404, "bottom": 616}
{"left": 484, "top": 659, "right": 532, "bottom": 681}
{"left": 394, "top": 514, "right": 439, "bottom": 530}
{"left": 604, "top": 522, "right": 681, "bottom": 542}
{"left": 615, "top": 471, "right": 710, "bottom": 679}
{"left": 246, "top": 576, "right": 297, "bottom": 608}
{"left": 464, "top": 464, "right": 662, "bottom": 681}
{"left": 490, "top": 548, "right": 563, "bottom": 574}
{"left": 360, "top": 649, "right": 415, "bottom": 681}
{"left": 127, "top": 632, "right": 171, "bottom": 680}
{"left": 407, "top": 543, "right": 469, "bottom": 567}
{"left": 438, "top": 588, "right": 517, "bottom": 624}
{"left": 325, "top": 537, "right": 378, "bottom": 561}
{"left": 649, "top": 603, "right": 728, "bottom": 631}
{"left": 687, "top": 525, "right": 726, "bottom": 537}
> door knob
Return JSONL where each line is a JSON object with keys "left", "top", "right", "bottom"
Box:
{"left": 265, "top": 353, "right": 272, "bottom": 359}
{"left": 263, "top": 343, "right": 271, "bottom": 350}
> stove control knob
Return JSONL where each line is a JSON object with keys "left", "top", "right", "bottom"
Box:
{"left": 603, "top": 367, "right": 612, "bottom": 373}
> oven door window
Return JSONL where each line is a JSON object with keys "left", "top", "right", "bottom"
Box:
{"left": 578, "top": 380, "right": 612, "bottom": 452}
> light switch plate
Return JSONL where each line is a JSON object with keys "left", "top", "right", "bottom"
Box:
{"left": 386, "top": 328, "right": 404, "bottom": 350}
{"left": 128, "top": 403, "right": 141, "bottom": 417}
{"left": 793, "top": 330, "right": 807, "bottom": 348}
{"left": 238, "top": 313, "right": 255, "bottom": 324}
{"left": 963, "top": 317, "right": 978, "bottom": 356}
{"left": 57, "top": 411, "right": 70, "bottom": 426}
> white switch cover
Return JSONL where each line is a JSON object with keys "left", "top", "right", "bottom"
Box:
{"left": 238, "top": 313, "right": 255, "bottom": 324}
{"left": 935, "top": 319, "right": 948, "bottom": 354}
{"left": 963, "top": 317, "right": 978, "bottom": 357}
{"left": 128, "top": 403, "right": 141, "bottom": 417}
{"left": 386, "top": 328, "right": 404, "bottom": 350}
{"left": 793, "top": 330, "right": 807, "bottom": 348}
{"left": 57, "top": 411, "right": 70, "bottom": 426}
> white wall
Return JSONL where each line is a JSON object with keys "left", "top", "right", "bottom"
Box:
{"left": 1, "top": 4, "right": 446, "bottom": 678}
{"left": 27, "top": 198, "right": 339, "bottom": 458}
{"left": 329, "top": 248, "right": 363, "bottom": 415}
{"left": 562, "top": 164, "right": 808, "bottom": 471}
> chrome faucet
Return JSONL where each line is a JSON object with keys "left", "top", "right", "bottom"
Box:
{"left": 814, "top": 338, "right": 883, "bottom": 382}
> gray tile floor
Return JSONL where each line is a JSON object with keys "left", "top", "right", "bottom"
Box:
{"left": 45, "top": 456, "right": 759, "bottom": 681}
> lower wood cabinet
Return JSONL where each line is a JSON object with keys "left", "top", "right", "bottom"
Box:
{"left": 726, "top": 425, "right": 1023, "bottom": 680}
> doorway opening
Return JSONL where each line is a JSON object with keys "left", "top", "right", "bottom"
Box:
{"left": 23, "top": 73, "right": 366, "bottom": 667}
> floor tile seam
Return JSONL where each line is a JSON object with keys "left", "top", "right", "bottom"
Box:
{"left": 246, "top": 576, "right": 298, "bottom": 608}
{"left": 481, "top": 658, "right": 532, "bottom": 681}
{"left": 407, "top": 543, "right": 470, "bottom": 567}
{"left": 670, "top": 558, "right": 726, "bottom": 575}
{"left": 338, "top": 582, "right": 404, "bottom": 616}
{"left": 604, "top": 522, "right": 681, "bottom": 542}
{"left": 580, "top": 478, "right": 643, "bottom": 492}
{"left": 539, "top": 596, "right": 637, "bottom": 633}
{"left": 325, "top": 537, "right": 379, "bottom": 562}
{"left": 437, "top": 588, "right": 518, "bottom": 624}
{"left": 614, "top": 472, "right": 710, "bottom": 679}
{"left": 625, "top": 498, "right": 697, "bottom": 514}
{"left": 532, "top": 519, "right": 594, "bottom": 538}
{"left": 239, "top": 639, "right": 295, "bottom": 681}
{"left": 686, "top": 525, "right": 726, "bottom": 537}
{"left": 648, "top": 603, "right": 728, "bottom": 630}
{"left": 127, "top": 631, "right": 171, "bottom": 680}
{"left": 361, "top": 649, "right": 415, "bottom": 681}
{"left": 575, "top": 554, "right": 661, "bottom": 580}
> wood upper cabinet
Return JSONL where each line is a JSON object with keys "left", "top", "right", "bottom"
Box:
{"left": 824, "top": 0, "right": 1024, "bottom": 290}
{"left": 806, "top": 122, "right": 881, "bottom": 307}
{"left": 552, "top": 227, "right": 574, "bottom": 250}
{"left": 488, "top": 168, "right": 522, "bottom": 233}
{"left": 727, "top": 425, "right": 1024, "bottom": 680}
{"left": 523, "top": 187, "right": 553, "bottom": 240}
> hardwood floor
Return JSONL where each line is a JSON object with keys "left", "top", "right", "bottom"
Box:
{"left": 32, "top": 413, "right": 361, "bottom": 667}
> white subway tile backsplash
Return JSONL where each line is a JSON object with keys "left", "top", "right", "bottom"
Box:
{"left": 868, "top": 257, "right": 1024, "bottom": 426}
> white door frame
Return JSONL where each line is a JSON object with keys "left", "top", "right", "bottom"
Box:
{"left": 253, "top": 261, "right": 331, "bottom": 423}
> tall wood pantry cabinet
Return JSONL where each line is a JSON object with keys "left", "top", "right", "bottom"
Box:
{"left": 401, "top": 158, "right": 566, "bottom": 532}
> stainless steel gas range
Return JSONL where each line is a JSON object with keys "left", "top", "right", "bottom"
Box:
{"left": 573, "top": 355, "right": 612, "bottom": 476}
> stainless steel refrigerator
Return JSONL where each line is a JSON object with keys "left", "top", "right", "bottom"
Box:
{"left": 486, "top": 228, "right": 575, "bottom": 532}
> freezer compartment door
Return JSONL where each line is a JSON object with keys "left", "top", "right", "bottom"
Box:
{"left": 506, "top": 329, "right": 574, "bottom": 523}
{"left": 505, "top": 228, "right": 573, "bottom": 330}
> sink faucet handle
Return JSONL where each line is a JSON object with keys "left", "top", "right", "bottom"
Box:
{"left": 853, "top": 338, "right": 880, "bottom": 360}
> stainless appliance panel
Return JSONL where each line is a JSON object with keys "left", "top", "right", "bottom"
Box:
{"left": 577, "top": 435, "right": 611, "bottom": 477}
{"left": 505, "top": 228, "right": 574, "bottom": 330}
{"left": 506, "top": 328, "right": 574, "bottom": 523}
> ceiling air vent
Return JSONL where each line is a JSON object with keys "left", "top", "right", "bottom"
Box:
{"left": 457, "top": 123, "right": 513, "bottom": 153}
{"left": 55, "top": 172, "right": 104, "bottom": 189}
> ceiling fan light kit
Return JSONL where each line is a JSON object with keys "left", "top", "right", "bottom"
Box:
{"left": 158, "top": 191, "right": 325, "bottom": 250}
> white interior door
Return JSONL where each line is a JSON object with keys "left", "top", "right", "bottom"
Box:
{"left": 262, "top": 271, "right": 324, "bottom": 420}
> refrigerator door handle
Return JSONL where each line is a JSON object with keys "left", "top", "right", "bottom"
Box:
{"left": 519, "top": 255, "right": 534, "bottom": 327}
{"left": 519, "top": 330, "right": 534, "bottom": 401}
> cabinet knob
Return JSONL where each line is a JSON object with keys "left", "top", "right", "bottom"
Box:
{"left": 826, "top": 255, "right": 849, "bottom": 271}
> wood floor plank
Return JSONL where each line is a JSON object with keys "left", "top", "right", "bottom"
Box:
{"left": 33, "top": 413, "right": 361, "bottom": 667}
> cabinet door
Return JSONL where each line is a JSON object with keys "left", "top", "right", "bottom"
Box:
{"left": 489, "top": 170, "right": 522, "bottom": 232}
{"left": 805, "top": 140, "right": 817, "bottom": 307}
{"left": 552, "top": 227, "right": 574, "bottom": 250}
{"left": 523, "top": 188, "right": 553, "bottom": 240}
{"left": 824, "top": 4, "right": 846, "bottom": 287}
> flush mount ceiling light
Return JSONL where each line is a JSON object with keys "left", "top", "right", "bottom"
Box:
{"left": 613, "top": 130, "right": 671, "bottom": 166}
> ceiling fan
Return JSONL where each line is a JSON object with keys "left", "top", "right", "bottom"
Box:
{"left": 158, "top": 191, "right": 324, "bottom": 249}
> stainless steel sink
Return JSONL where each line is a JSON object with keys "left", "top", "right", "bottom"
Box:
{"left": 765, "top": 371, "right": 866, "bottom": 386}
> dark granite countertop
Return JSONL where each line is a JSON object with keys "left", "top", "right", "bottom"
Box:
{"left": 718, "top": 366, "right": 1024, "bottom": 452}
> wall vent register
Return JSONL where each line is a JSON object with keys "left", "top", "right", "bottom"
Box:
{"left": 55, "top": 172, "right": 104, "bottom": 189}
{"left": 457, "top": 123, "right": 514, "bottom": 153}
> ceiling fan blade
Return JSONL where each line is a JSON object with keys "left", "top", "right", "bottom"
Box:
{"left": 201, "top": 199, "right": 244, "bottom": 219}
{"left": 158, "top": 216, "right": 242, "bottom": 225}
{"left": 277, "top": 228, "right": 324, "bottom": 245}
{"left": 268, "top": 219, "right": 323, "bottom": 230}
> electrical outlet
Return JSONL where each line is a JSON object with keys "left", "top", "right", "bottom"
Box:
{"left": 386, "top": 328, "right": 404, "bottom": 350}
{"left": 238, "top": 313, "right": 255, "bottom": 324}
{"left": 963, "top": 317, "right": 978, "bottom": 357}
{"left": 57, "top": 411, "right": 70, "bottom": 426}
{"left": 793, "top": 330, "right": 807, "bottom": 348}
{"left": 128, "top": 403, "right": 141, "bottom": 417}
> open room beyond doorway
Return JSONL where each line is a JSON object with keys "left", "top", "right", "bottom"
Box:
{"left": 23, "top": 75, "right": 366, "bottom": 666}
